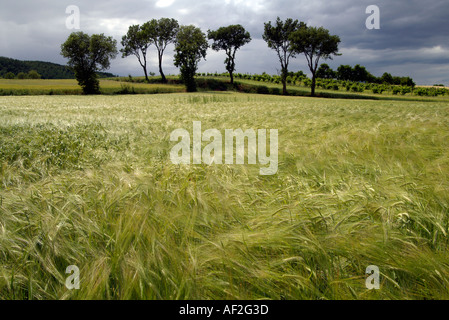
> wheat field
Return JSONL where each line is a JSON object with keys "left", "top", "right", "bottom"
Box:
{"left": 0, "top": 93, "right": 448, "bottom": 300}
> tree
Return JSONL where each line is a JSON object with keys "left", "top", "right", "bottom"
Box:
{"left": 366, "top": 71, "right": 378, "bottom": 84}
{"left": 336, "top": 64, "right": 377, "bottom": 83}
{"left": 263, "top": 17, "right": 305, "bottom": 95}
{"left": 4, "top": 72, "right": 15, "bottom": 79}
{"left": 173, "top": 25, "right": 208, "bottom": 92}
{"left": 28, "top": 70, "right": 41, "bottom": 79}
{"left": 337, "top": 65, "right": 353, "bottom": 81}
{"left": 353, "top": 64, "right": 369, "bottom": 82}
{"left": 290, "top": 26, "right": 341, "bottom": 96}
{"left": 316, "top": 63, "right": 336, "bottom": 79}
{"left": 61, "top": 32, "right": 117, "bottom": 94}
{"left": 17, "top": 72, "right": 28, "bottom": 79}
{"left": 401, "top": 76, "right": 415, "bottom": 88}
{"left": 121, "top": 24, "right": 152, "bottom": 82}
{"left": 208, "top": 24, "right": 251, "bottom": 84}
{"left": 380, "top": 72, "right": 393, "bottom": 84}
{"left": 145, "top": 18, "right": 179, "bottom": 83}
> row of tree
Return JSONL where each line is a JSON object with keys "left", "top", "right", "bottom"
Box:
{"left": 60, "top": 17, "right": 341, "bottom": 96}
{"left": 316, "top": 63, "right": 415, "bottom": 87}
{"left": 0, "top": 56, "right": 94, "bottom": 79}
{"left": 2, "top": 70, "right": 42, "bottom": 79}
{"left": 200, "top": 72, "right": 421, "bottom": 96}
{"left": 121, "top": 19, "right": 251, "bottom": 90}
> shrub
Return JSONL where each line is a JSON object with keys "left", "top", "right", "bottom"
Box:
{"left": 196, "top": 78, "right": 229, "bottom": 91}
{"left": 350, "top": 84, "right": 364, "bottom": 93}
{"left": 256, "top": 85, "right": 269, "bottom": 94}
{"left": 303, "top": 78, "right": 312, "bottom": 87}
{"left": 17, "top": 72, "right": 28, "bottom": 79}
{"left": 415, "top": 88, "right": 428, "bottom": 96}
{"left": 400, "top": 86, "right": 412, "bottom": 95}
{"left": 116, "top": 83, "right": 136, "bottom": 94}
{"left": 392, "top": 87, "right": 401, "bottom": 95}
{"left": 4, "top": 72, "right": 15, "bottom": 79}
{"left": 28, "top": 70, "right": 42, "bottom": 79}
{"left": 372, "top": 86, "right": 386, "bottom": 94}
{"left": 269, "top": 87, "right": 281, "bottom": 95}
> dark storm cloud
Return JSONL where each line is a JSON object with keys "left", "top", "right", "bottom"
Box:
{"left": 0, "top": 0, "right": 448, "bottom": 84}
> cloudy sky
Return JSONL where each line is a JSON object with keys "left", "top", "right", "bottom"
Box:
{"left": 1, "top": 0, "right": 448, "bottom": 85}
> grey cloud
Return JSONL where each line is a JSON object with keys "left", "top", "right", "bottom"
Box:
{"left": 0, "top": 0, "right": 448, "bottom": 84}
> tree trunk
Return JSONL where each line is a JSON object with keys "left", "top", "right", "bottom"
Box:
{"left": 227, "top": 55, "right": 235, "bottom": 85}
{"left": 143, "top": 66, "right": 149, "bottom": 82}
{"left": 311, "top": 75, "right": 316, "bottom": 97}
{"left": 281, "top": 67, "right": 288, "bottom": 95}
{"left": 159, "top": 52, "right": 167, "bottom": 83}
{"left": 140, "top": 55, "right": 149, "bottom": 82}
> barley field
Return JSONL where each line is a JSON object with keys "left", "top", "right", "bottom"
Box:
{"left": 1, "top": 93, "right": 449, "bottom": 300}
{"left": 0, "top": 79, "right": 184, "bottom": 95}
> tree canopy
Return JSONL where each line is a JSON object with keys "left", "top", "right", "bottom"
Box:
{"left": 61, "top": 32, "right": 117, "bottom": 94}
{"left": 121, "top": 24, "right": 152, "bottom": 81}
{"left": 145, "top": 18, "right": 179, "bottom": 83}
{"left": 208, "top": 24, "right": 251, "bottom": 84}
{"left": 316, "top": 63, "right": 336, "bottom": 79}
{"left": 290, "top": 26, "right": 341, "bottom": 96}
{"left": 263, "top": 17, "right": 305, "bottom": 95}
{"left": 173, "top": 25, "right": 208, "bottom": 92}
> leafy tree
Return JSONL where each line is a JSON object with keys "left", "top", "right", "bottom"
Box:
{"left": 336, "top": 64, "right": 378, "bottom": 83}
{"left": 121, "top": 24, "right": 152, "bottom": 82}
{"left": 4, "top": 72, "right": 15, "bottom": 79}
{"left": 366, "top": 72, "right": 378, "bottom": 84}
{"left": 291, "top": 26, "right": 341, "bottom": 96}
{"left": 263, "top": 17, "right": 305, "bottom": 95}
{"left": 173, "top": 25, "right": 208, "bottom": 92}
{"left": 61, "top": 32, "right": 117, "bottom": 94}
{"left": 316, "top": 63, "right": 336, "bottom": 79}
{"left": 401, "top": 76, "right": 415, "bottom": 88}
{"left": 28, "top": 70, "right": 41, "bottom": 79}
{"left": 380, "top": 72, "right": 393, "bottom": 84}
{"left": 392, "top": 76, "right": 402, "bottom": 85}
{"left": 208, "top": 24, "right": 251, "bottom": 84}
{"left": 353, "top": 64, "right": 369, "bottom": 82}
{"left": 17, "top": 72, "right": 28, "bottom": 79}
{"left": 337, "top": 65, "right": 353, "bottom": 81}
{"left": 145, "top": 18, "right": 179, "bottom": 83}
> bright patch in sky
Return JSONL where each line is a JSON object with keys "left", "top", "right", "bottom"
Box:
{"left": 97, "top": 18, "right": 133, "bottom": 34}
{"left": 155, "top": 0, "right": 175, "bottom": 8}
{"left": 224, "top": 0, "right": 266, "bottom": 12}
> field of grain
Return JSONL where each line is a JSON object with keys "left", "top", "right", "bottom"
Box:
{"left": 1, "top": 92, "right": 449, "bottom": 300}
{"left": 0, "top": 79, "right": 184, "bottom": 95}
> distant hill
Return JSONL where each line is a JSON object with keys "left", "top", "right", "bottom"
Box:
{"left": 0, "top": 57, "right": 116, "bottom": 79}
